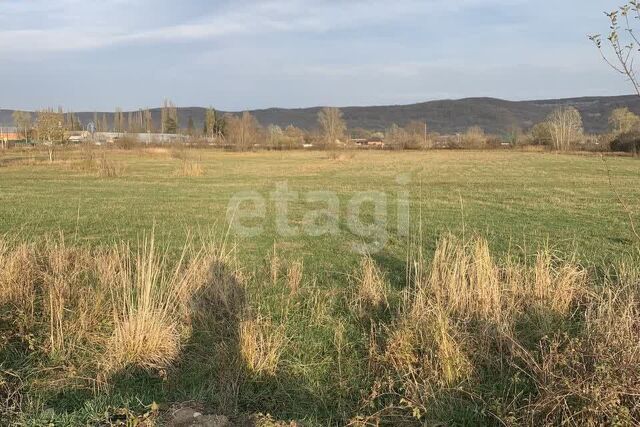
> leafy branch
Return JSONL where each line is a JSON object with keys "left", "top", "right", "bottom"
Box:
{"left": 590, "top": 1, "right": 640, "bottom": 95}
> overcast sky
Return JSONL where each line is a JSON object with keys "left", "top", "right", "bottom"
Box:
{"left": 0, "top": 0, "right": 633, "bottom": 111}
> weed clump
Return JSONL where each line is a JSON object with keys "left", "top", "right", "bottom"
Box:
{"left": 175, "top": 160, "right": 205, "bottom": 177}
{"left": 351, "top": 256, "right": 389, "bottom": 318}
{"left": 0, "top": 233, "right": 228, "bottom": 401}
{"left": 358, "top": 235, "right": 627, "bottom": 426}
{"left": 1, "top": 233, "right": 639, "bottom": 426}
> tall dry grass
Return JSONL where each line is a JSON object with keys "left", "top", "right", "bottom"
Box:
{"left": 174, "top": 160, "right": 205, "bottom": 177}
{"left": 351, "top": 256, "right": 389, "bottom": 318}
{"left": 363, "top": 236, "right": 636, "bottom": 425}
{"left": 2, "top": 231, "right": 639, "bottom": 425}
{"left": 286, "top": 260, "right": 303, "bottom": 296}
{"left": 105, "top": 236, "right": 217, "bottom": 373}
{"left": 71, "top": 150, "right": 124, "bottom": 177}
{"left": 239, "top": 316, "right": 287, "bottom": 377}
{"left": 413, "top": 236, "right": 585, "bottom": 326}
{"left": 513, "top": 263, "right": 640, "bottom": 426}
{"left": 268, "top": 246, "right": 280, "bottom": 286}
{"left": 95, "top": 155, "right": 123, "bottom": 177}
{"left": 172, "top": 149, "right": 205, "bottom": 177}
{"left": 0, "top": 241, "right": 38, "bottom": 328}
{"left": 0, "top": 233, "right": 228, "bottom": 394}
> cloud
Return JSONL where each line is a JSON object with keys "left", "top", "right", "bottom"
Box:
{"left": 0, "top": 0, "right": 527, "bottom": 54}
{"left": 0, "top": 0, "right": 630, "bottom": 111}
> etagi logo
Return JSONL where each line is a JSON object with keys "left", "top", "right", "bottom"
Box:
{"left": 226, "top": 174, "right": 410, "bottom": 254}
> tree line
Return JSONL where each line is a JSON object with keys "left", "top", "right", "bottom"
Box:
{"left": 7, "top": 100, "right": 640, "bottom": 153}
{"left": 6, "top": 103, "right": 350, "bottom": 151}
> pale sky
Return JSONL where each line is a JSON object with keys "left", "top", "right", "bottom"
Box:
{"left": 0, "top": 0, "right": 633, "bottom": 111}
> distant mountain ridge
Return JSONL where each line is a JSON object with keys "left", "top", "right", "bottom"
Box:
{"left": 2, "top": 95, "right": 640, "bottom": 135}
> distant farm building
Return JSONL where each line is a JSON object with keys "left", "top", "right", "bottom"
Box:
{"left": 351, "top": 137, "right": 385, "bottom": 148}
{"left": 67, "top": 131, "right": 89, "bottom": 143}
{"left": 66, "top": 132, "right": 190, "bottom": 144}
{"left": 96, "top": 132, "right": 190, "bottom": 144}
{"left": 0, "top": 127, "right": 20, "bottom": 141}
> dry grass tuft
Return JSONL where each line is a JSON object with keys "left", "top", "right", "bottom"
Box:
{"left": 106, "top": 239, "right": 182, "bottom": 372}
{"left": 0, "top": 241, "right": 38, "bottom": 327}
{"left": 422, "top": 236, "right": 505, "bottom": 323}
{"left": 71, "top": 151, "right": 124, "bottom": 177}
{"left": 327, "top": 151, "right": 356, "bottom": 161}
{"left": 95, "top": 155, "right": 123, "bottom": 177}
{"left": 367, "top": 235, "right": 590, "bottom": 423}
{"left": 0, "top": 232, "right": 226, "bottom": 395}
{"left": 40, "top": 239, "right": 95, "bottom": 355}
{"left": 141, "top": 147, "right": 170, "bottom": 156}
{"left": 0, "top": 369, "right": 25, "bottom": 421}
{"left": 2, "top": 227, "right": 638, "bottom": 425}
{"left": 351, "top": 256, "right": 388, "bottom": 317}
{"left": 531, "top": 249, "right": 585, "bottom": 315}
{"left": 175, "top": 160, "right": 205, "bottom": 177}
{"left": 380, "top": 301, "right": 473, "bottom": 420}
{"left": 516, "top": 269, "right": 640, "bottom": 426}
{"left": 413, "top": 235, "right": 585, "bottom": 327}
{"left": 105, "top": 236, "right": 218, "bottom": 373}
{"left": 108, "top": 312, "right": 181, "bottom": 372}
{"left": 269, "top": 245, "right": 280, "bottom": 286}
{"left": 286, "top": 261, "right": 303, "bottom": 296}
{"left": 239, "top": 316, "right": 287, "bottom": 376}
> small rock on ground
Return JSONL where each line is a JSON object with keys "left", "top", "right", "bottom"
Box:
{"left": 167, "top": 407, "right": 230, "bottom": 427}
{"left": 166, "top": 406, "right": 297, "bottom": 427}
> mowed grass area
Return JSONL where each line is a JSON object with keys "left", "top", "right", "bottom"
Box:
{"left": 1, "top": 149, "right": 639, "bottom": 269}
{"left": 1, "top": 148, "right": 640, "bottom": 425}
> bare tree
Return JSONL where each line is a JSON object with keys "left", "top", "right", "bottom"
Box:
{"left": 126, "top": 110, "right": 144, "bottom": 133}
{"left": 12, "top": 111, "right": 32, "bottom": 144}
{"left": 546, "top": 107, "right": 584, "bottom": 151}
{"left": 35, "top": 109, "right": 65, "bottom": 162}
{"left": 225, "top": 112, "right": 261, "bottom": 151}
{"left": 405, "top": 120, "right": 430, "bottom": 148}
{"left": 127, "top": 112, "right": 133, "bottom": 132}
{"left": 461, "top": 126, "right": 488, "bottom": 148}
{"left": 114, "top": 108, "right": 124, "bottom": 133}
{"left": 284, "top": 125, "right": 305, "bottom": 142}
{"left": 267, "top": 124, "right": 284, "bottom": 148}
{"left": 282, "top": 125, "right": 305, "bottom": 148}
{"left": 187, "top": 116, "right": 195, "bottom": 136}
{"left": 385, "top": 124, "right": 408, "bottom": 150}
{"left": 609, "top": 107, "right": 640, "bottom": 135}
{"left": 592, "top": 4, "right": 640, "bottom": 246}
{"left": 101, "top": 113, "right": 109, "bottom": 133}
{"left": 64, "top": 111, "right": 81, "bottom": 131}
{"left": 590, "top": 2, "right": 640, "bottom": 95}
{"left": 143, "top": 109, "right": 153, "bottom": 133}
{"left": 204, "top": 107, "right": 215, "bottom": 138}
{"left": 318, "top": 107, "right": 346, "bottom": 147}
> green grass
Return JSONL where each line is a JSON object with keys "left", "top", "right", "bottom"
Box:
{"left": 1, "top": 148, "right": 639, "bottom": 425}
{"left": 1, "top": 149, "right": 638, "bottom": 267}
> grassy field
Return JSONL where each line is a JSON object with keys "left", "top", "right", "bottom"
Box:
{"left": 1, "top": 148, "right": 639, "bottom": 425}
{"left": 1, "top": 149, "right": 639, "bottom": 266}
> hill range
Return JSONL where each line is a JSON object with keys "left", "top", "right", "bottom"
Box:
{"left": 2, "top": 95, "right": 640, "bottom": 135}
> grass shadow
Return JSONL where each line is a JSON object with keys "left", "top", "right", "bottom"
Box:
{"left": 167, "top": 257, "right": 334, "bottom": 423}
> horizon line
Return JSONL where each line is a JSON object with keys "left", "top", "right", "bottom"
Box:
{"left": 1, "top": 92, "right": 637, "bottom": 114}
